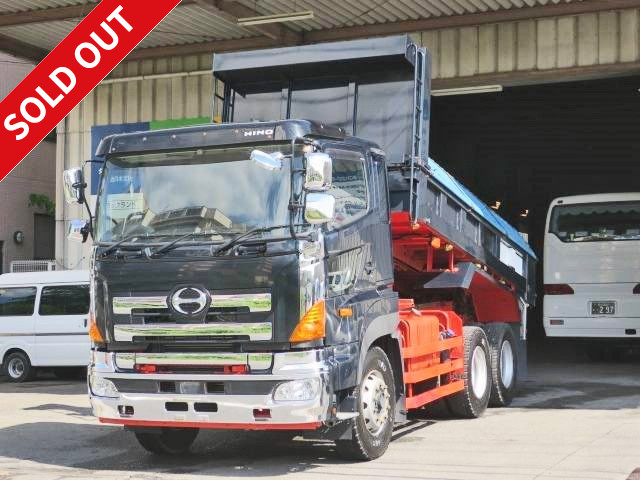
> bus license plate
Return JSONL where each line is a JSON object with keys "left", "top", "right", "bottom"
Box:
{"left": 591, "top": 302, "right": 615, "bottom": 315}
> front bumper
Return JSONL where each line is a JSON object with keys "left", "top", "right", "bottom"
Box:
{"left": 89, "top": 349, "right": 334, "bottom": 430}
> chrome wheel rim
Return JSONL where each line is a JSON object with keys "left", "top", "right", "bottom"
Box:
{"left": 470, "top": 346, "right": 488, "bottom": 399}
{"left": 361, "top": 369, "right": 391, "bottom": 436}
{"left": 500, "top": 340, "right": 515, "bottom": 389}
{"left": 8, "top": 357, "right": 25, "bottom": 379}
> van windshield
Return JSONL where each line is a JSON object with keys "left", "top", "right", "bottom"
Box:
{"left": 549, "top": 201, "right": 640, "bottom": 242}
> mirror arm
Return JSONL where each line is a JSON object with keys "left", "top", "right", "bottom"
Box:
{"left": 81, "top": 200, "right": 95, "bottom": 241}
{"left": 73, "top": 178, "right": 94, "bottom": 241}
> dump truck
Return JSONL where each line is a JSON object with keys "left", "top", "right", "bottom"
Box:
{"left": 63, "top": 35, "right": 537, "bottom": 460}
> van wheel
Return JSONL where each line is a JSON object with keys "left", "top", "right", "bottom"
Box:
{"left": 447, "top": 326, "right": 491, "bottom": 418}
{"left": 3, "top": 352, "right": 36, "bottom": 383}
{"left": 335, "top": 347, "right": 395, "bottom": 461}
{"left": 484, "top": 324, "right": 518, "bottom": 407}
{"left": 134, "top": 428, "right": 199, "bottom": 455}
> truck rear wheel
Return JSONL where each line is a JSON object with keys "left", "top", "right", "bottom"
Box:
{"left": 134, "top": 427, "right": 199, "bottom": 455}
{"left": 447, "top": 326, "right": 491, "bottom": 418}
{"left": 335, "top": 347, "right": 395, "bottom": 461}
{"left": 484, "top": 323, "right": 518, "bottom": 407}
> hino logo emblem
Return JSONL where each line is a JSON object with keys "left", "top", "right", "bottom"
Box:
{"left": 170, "top": 287, "right": 209, "bottom": 316}
{"left": 243, "top": 128, "right": 274, "bottom": 137}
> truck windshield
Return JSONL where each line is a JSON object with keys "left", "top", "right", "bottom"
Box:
{"left": 95, "top": 144, "right": 292, "bottom": 244}
{"left": 549, "top": 201, "right": 640, "bottom": 242}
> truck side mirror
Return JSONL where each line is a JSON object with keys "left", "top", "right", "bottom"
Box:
{"left": 304, "top": 152, "right": 332, "bottom": 191}
{"left": 305, "top": 193, "right": 335, "bottom": 225}
{"left": 63, "top": 168, "right": 86, "bottom": 205}
{"left": 68, "top": 219, "right": 91, "bottom": 243}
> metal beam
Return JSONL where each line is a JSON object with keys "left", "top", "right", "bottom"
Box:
{"left": 303, "top": 0, "right": 640, "bottom": 43}
{"left": 125, "top": 36, "right": 280, "bottom": 61}
{"left": 192, "top": 0, "right": 301, "bottom": 43}
{"left": 0, "top": 33, "right": 47, "bottom": 62}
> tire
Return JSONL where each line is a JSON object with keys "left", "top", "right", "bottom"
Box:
{"left": 447, "top": 326, "right": 491, "bottom": 418}
{"left": 2, "top": 351, "right": 36, "bottom": 383}
{"left": 484, "top": 324, "right": 519, "bottom": 407}
{"left": 134, "top": 428, "right": 199, "bottom": 455}
{"left": 335, "top": 347, "right": 396, "bottom": 461}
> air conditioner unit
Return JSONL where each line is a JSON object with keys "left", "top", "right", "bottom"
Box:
{"left": 10, "top": 260, "right": 57, "bottom": 273}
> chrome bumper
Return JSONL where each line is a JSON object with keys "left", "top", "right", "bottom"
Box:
{"left": 89, "top": 349, "right": 333, "bottom": 429}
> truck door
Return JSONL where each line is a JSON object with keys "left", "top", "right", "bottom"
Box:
{"left": 322, "top": 146, "right": 393, "bottom": 347}
{"left": 34, "top": 284, "right": 90, "bottom": 366}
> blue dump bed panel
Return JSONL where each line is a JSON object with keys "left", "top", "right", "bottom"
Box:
{"left": 429, "top": 159, "right": 537, "bottom": 259}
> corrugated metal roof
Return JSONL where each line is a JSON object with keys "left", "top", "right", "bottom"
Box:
{"left": 0, "top": 0, "right": 94, "bottom": 14}
{"left": 0, "top": 0, "right": 589, "bottom": 57}
{"left": 235, "top": 0, "right": 586, "bottom": 31}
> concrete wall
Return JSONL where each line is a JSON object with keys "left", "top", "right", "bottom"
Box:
{"left": 0, "top": 53, "right": 56, "bottom": 273}
{"left": 56, "top": 8, "right": 640, "bottom": 269}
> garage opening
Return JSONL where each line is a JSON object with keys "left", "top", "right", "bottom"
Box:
{"left": 430, "top": 75, "right": 640, "bottom": 339}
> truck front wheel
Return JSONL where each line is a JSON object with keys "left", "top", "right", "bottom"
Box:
{"left": 335, "top": 346, "right": 396, "bottom": 461}
{"left": 447, "top": 326, "right": 491, "bottom": 418}
{"left": 134, "top": 427, "right": 199, "bottom": 455}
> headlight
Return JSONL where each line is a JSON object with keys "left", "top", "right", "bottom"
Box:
{"left": 273, "top": 378, "right": 320, "bottom": 402}
{"left": 89, "top": 374, "right": 119, "bottom": 398}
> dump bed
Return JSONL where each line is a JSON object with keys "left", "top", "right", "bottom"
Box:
{"left": 213, "top": 35, "right": 537, "bottom": 304}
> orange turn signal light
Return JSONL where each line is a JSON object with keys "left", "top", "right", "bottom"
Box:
{"left": 430, "top": 237, "right": 441, "bottom": 249}
{"left": 338, "top": 307, "right": 353, "bottom": 317}
{"left": 290, "top": 300, "right": 325, "bottom": 343}
{"left": 88, "top": 313, "right": 105, "bottom": 343}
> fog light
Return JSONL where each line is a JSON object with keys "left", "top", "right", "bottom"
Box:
{"left": 89, "top": 374, "right": 119, "bottom": 398}
{"left": 273, "top": 378, "right": 320, "bottom": 402}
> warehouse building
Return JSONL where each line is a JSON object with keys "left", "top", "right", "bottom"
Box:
{"left": 0, "top": 0, "right": 638, "bottom": 332}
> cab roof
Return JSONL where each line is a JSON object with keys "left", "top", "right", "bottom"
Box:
{"left": 95, "top": 120, "right": 347, "bottom": 158}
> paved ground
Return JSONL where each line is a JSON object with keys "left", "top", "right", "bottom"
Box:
{"left": 1, "top": 343, "right": 640, "bottom": 480}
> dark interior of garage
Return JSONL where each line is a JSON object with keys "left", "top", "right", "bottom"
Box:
{"left": 430, "top": 75, "right": 640, "bottom": 340}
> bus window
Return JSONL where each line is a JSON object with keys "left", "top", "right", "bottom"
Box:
{"left": 549, "top": 201, "right": 640, "bottom": 242}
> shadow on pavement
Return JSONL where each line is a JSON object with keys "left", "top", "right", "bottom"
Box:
{"left": 0, "top": 378, "right": 86, "bottom": 395}
{"left": 0, "top": 422, "right": 354, "bottom": 476}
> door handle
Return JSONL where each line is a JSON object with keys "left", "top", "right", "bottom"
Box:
{"left": 83, "top": 318, "right": 87, "bottom": 328}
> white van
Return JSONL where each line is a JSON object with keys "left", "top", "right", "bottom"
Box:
{"left": 0, "top": 270, "right": 90, "bottom": 382}
{"left": 543, "top": 193, "right": 640, "bottom": 342}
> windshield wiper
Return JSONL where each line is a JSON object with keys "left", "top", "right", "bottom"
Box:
{"left": 150, "top": 232, "right": 221, "bottom": 257}
{"left": 99, "top": 235, "right": 143, "bottom": 258}
{"left": 214, "top": 225, "right": 294, "bottom": 255}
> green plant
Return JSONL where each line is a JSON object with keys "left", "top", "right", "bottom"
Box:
{"left": 28, "top": 193, "right": 55, "bottom": 217}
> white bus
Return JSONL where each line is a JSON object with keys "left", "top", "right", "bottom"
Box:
{"left": 544, "top": 193, "right": 640, "bottom": 342}
{"left": 0, "top": 270, "right": 90, "bottom": 382}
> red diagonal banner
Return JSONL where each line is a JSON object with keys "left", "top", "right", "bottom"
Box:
{"left": 0, "top": 0, "right": 182, "bottom": 183}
